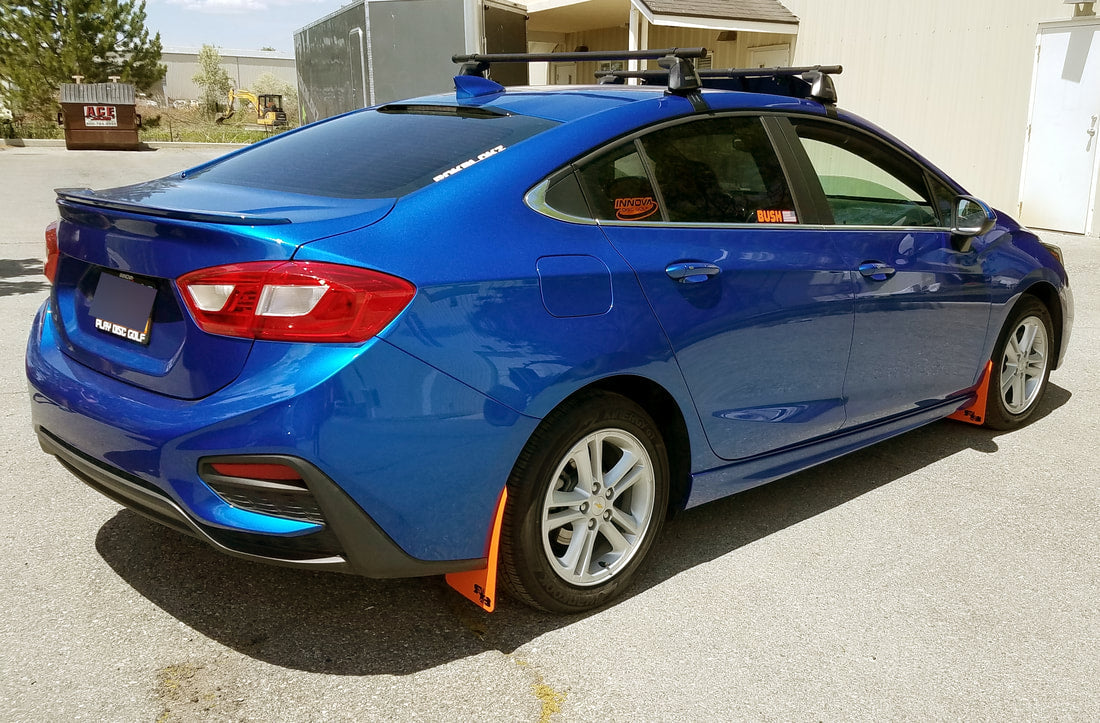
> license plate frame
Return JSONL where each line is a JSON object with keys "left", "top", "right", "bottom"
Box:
{"left": 88, "top": 271, "right": 157, "bottom": 346}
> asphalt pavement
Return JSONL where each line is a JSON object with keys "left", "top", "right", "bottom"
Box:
{"left": 1, "top": 143, "right": 1097, "bottom": 721}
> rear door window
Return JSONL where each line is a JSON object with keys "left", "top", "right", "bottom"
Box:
{"left": 189, "top": 106, "right": 558, "bottom": 199}
{"left": 639, "top": 116, "right": 796, "bottom": 224}
{"left": 572, "top": 115, "right": 797, "bottom": 225}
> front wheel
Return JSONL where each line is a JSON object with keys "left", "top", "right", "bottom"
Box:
{"left": 499, "top": 391, "right": 669, "bottom": 613}
{"left": 984, "top": 297, "right": 1054, "bottom": 430}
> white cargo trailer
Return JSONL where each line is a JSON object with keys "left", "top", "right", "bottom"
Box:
{"left": 294, "top": 0, "right": 527, "bottom": 124}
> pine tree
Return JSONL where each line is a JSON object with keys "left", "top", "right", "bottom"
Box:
{"left": 0, "top": 1, "right": 165, "bottom": 119}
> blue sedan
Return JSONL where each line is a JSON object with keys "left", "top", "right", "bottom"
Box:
{"left": 26, "top": 50, "right": 1073, "bottom": 613}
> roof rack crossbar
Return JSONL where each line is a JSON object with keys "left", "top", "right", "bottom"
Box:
{"left": 596, "top": 65, "right": 842, "bottom": 81}
{"left": 595, "top": 64, "right": 842, "bottom": 106}
{"left": 451, "top": 47, "right": 708, "bottom": 65}
{"left": 453, "top": 47, "right": 709, "bottom": 98}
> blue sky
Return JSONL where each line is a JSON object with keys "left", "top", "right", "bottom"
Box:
{"left": 145, "top": 0, "right": 351, "bottom": 54}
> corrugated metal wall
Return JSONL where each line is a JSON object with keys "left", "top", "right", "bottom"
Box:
{"left": 784, "top": 0, "right": 1079, "bottom": 215}
{"left": 162, "top": 51, "right": 297, "bottom": 102}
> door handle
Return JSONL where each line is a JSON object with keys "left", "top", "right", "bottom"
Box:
{"left": 858, "top": 261, "right": 896, "bottom": 281}
{"left": 666, "top": 262, "right": 721, "bottom": 283}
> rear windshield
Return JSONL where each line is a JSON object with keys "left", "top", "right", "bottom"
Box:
{"left": 188, "top": 106, "right": 558, "bottom": 199}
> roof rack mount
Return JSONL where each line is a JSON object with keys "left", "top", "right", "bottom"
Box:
{"left": 596, "top": 64, "right": 843, "bottom": 106}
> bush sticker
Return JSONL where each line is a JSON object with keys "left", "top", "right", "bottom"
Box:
{"left": 756, "top": 209, "right": 798, "bottom": 224}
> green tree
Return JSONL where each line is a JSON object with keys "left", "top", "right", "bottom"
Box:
{"left": 250, "top": 71, "right": 298, "bottom": 127}
{"left": 192, "top": 44, "right": 231, "bottom": 117}
{"left": 0, "top": 1, "right": 165, "bottom": 120}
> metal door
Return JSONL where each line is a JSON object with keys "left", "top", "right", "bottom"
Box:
{"left": 1019, "top": 22, "right": 1100, "bottom": 234}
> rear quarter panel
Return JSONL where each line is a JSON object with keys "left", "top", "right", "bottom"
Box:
{"left": 293, "top": 111, "right": 725, "bottom": 474}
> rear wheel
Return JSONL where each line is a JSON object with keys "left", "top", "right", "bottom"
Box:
{"left": 500, "top": 391, "right": 669, "bottom": 613}
{"left": 984, "top": 297, "right": 1053, "bottom": 430}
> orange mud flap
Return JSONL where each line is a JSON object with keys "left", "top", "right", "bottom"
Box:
{"left": 948, "top": 361, "right": 993, "bottom": 426}
{"left": 446, "top": 488, "right": 507, "bottom": 612}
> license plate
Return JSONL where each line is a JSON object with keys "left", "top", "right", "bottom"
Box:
{"left": 88, "top": 271, "right": 156, "bottom": 345}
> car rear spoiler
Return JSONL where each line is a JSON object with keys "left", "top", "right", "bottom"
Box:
{"left": 56, "top": 187, "right": 292, "bottom": 226}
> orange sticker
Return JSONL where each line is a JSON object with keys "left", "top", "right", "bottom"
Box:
{"left": 615, "top": 196, "right": 658, "bottom": 221}
{"left": 756, "top": 209, "right": 798, "bottom": 224}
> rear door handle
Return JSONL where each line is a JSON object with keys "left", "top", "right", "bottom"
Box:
{"left": 666, "top": 262, "right": 721, "bottom": 283}
{"left": 858, "top": 261, "right": 896, "bottom": 281}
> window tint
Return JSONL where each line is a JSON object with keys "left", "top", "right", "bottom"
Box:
{"left": 927, "top": 174, "right": 957, "bottom": 227}
{"left": 640, "top": 116, "right": 796, "bottom": 224}
{"left": 576, "top": 142, "right": 660, "bottom": 222}
{"left": 188, "top": 107, "right": 558, "bottom": 199}
{"left": 792, "top": 120, "right": 939, "bottom": 227}
{"left": 575, "top": 115, "right": 796, "bottom": 225}
{"left": 543, "top": 171, "right": 591, "bottom": 219}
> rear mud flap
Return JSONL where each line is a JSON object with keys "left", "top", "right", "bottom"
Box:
{"left": 446, "top": 488, "right": 508, "bottom": 612}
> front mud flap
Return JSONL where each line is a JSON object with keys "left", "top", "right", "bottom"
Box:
{"left": 446, "top": 488, "right": 507, "bottom": 612}
{"left": 948, "top": 361, "right": 993, "bottom": 426}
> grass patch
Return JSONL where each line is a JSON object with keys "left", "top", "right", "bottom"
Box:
{"left": 141, "top": 106, "right": 287, "bottom": 144}
{"left": 3, "top": 105, "right": 293, "bottom": 144}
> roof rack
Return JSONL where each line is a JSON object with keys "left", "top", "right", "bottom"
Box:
{"left": 596, "top": 64, "right": 843, "bottom": 107}
{"left": 452, "top": 48, "right": 709, "bottom": 96}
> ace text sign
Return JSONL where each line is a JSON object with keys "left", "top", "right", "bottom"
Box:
{"left": 83, "top": 105, "right": 117, "bottom": 127}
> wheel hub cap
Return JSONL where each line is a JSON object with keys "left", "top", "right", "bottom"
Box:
{"left": 540, "top": 428, "right": 656, "bottom": 587}
{"left": 999, "top": 315, "right": 1049, "bottom": 415}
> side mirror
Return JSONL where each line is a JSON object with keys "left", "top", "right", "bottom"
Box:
{"left": 950, "top": 195, "right": 996, "bottom": 252}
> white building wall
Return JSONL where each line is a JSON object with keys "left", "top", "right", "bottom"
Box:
{"left": 782, "top": 0, "right": 1081, "bottom": 218}
{"left": 161, "top": 48, "right": 297, "bottom": 102}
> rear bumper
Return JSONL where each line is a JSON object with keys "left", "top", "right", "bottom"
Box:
{"left": 27, "top": 299, "right": 539, "bottom": 568}
{"left": 37, "top": 427, "right": 482, "bottom": 577}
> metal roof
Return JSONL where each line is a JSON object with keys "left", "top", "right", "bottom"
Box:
{"left": 638, "top": 0, "right": 798, "bottom": 25}
{"left": 59, "top": 83, "right": 136, "bottom": 105}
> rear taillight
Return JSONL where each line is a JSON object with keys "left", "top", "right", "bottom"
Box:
{"left": 177, "top": 261, "right": 415, "bottom": 343}
{"left": 44, "top": 221, "right": 59, "bottom": 283}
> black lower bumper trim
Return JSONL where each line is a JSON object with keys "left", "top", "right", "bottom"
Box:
{"left": 37, "top": 428, "right": 485, "bottom": 578}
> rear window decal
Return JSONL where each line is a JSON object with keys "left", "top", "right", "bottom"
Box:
{"left": 615, "top": 196, "right": 658, "bottom": 221}
{"left": 433, "top": 144, "right": 506, "bottom": 182}
{"left": 756, "top": 209, "right": 798, "bottom": 223}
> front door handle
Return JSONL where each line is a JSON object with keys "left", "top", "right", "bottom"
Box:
{"left": 666, "top": 262, "right": 721, "bottom": 283}
{"left": 858, "top": 261, "right": 896, "bottom": 281}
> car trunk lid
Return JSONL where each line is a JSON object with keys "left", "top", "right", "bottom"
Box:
{"left": 51, "top": 178, "right": 394, "bottom": 400}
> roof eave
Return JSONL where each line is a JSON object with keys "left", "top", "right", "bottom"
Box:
{"left": 633, "top": 2, "right": 799, "bottom": 35}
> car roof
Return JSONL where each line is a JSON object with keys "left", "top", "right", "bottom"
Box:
{"left": 394, "top": 84, "right": 831, "bottom": 124}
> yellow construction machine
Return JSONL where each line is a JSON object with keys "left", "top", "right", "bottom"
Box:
{"left": 215, "top": 89, "right": 288, "bottom": 128}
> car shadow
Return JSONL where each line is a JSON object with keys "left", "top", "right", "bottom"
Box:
{"left": 94, "top": 383, "right": 1071, "bottom": 676}
{"left": 0, "top": 258, "right": 49, "bottom": 297}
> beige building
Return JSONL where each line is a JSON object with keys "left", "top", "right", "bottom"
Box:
{"left": 523, "top": 0, "right": 1100, "bottom": 237}
{"left": 160, "top": 47, "right": 296, "bottom": 103}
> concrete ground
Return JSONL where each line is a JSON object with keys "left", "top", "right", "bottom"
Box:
{"left": 0, "top": 144, "right": 1096, "bottom": 721}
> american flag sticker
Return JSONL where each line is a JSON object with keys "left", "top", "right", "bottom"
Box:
{"left": 756, "top": 209, "right": 799, "bottom": 224}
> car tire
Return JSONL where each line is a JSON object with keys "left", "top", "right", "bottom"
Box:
{"left": 983, "top": 296, "right": 1054, "bottom": 430}
{"left": 499, "top": 391, "right": 669, "bottom": 613}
